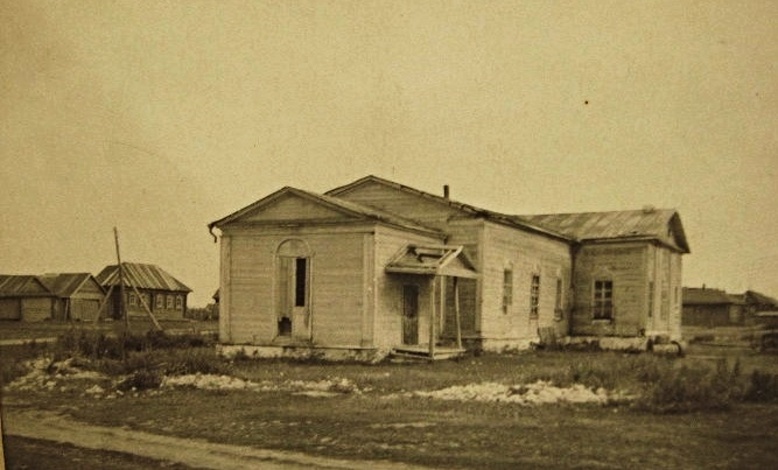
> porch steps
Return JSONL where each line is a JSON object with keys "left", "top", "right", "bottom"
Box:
{"left": 389, "top": 344, "right": 467, "bottom": 361}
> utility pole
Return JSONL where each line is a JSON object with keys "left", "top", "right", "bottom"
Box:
{"left": 114, "top": 227, "right": 128, "bottom": 333}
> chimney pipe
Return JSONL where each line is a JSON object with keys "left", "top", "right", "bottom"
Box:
{"left": 443, "top": 185, "right": 450, "bottom": 199}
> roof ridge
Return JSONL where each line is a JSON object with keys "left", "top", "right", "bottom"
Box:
{"left": 326, "top": 175, "right": 571, "bottom": 242}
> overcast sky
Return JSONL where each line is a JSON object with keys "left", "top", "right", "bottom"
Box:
{"left": 1, "top": 0, "right": 776, "bottom": 307}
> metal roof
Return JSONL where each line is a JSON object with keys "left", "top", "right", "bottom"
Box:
{"left": 682, "top": 287, "right": 741, "bottom": 305}
{"left": 0, "top": 275, "right": 53, "bottom": 298}
{"left": 325, "top": 175, "right": 571, "bottom": 242}
{"left": 385, "top": 244, "right": 478, "bottom": 278}
{"left": 96, "top": 263, "right": 191, "bottom": 293}
{"left": 520, "top": 209, "right": 690, "bottom": 253}
{"left": 38, "top": 273, "right": 103, "bottom": 298}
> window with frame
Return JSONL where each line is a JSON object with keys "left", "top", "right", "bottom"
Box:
{"left": 529, "top": 274, "right": 540, "bottom": 319}
{"left": 554, "top": 278, "right": 563, "bottom": 320}
{"left": 593, "top": 280, "right": 613, "bottom": 320}
{"left": 502, "top": 269, "right": 513, "bottom": 312}
{"left": 155, "top": 294, "right": 164, "bottom": 309}
{"left": 175, "top": 295, "right": 183, "bottom": 310}
{"left": 166, "top": 294, "right": 174, "bottom": 309}
{"left": 128, "top": 293, "right": 137, "bottom": 307}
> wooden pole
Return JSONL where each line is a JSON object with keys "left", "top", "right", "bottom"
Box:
{"left": 128, "top": 283, "right": 163, "bottom": 331}
{"left": 94, "top": 284, "right": 115, "bottom": 323}
{"left": 429, "top": 277, "right": 436, "bottom": 359}
{"left": 454, "top": 277, "right": 462, "bottom": 349}
{"left": 440, "top": 276, "right": 447, "bottom": 335}
{"left": 114, "top": 227, "right": 127, "bottom": 331}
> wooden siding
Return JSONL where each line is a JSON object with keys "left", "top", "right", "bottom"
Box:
{"left": 70, "top": 299, "right": 101, "bottom": 321}
{"left": 22, "top": 297, "right": 52, "bottom": 322}
{"left": 242, "top": 193, "right": 352, "bottom": 223}
{"left": 480, "top": 221, "right": 572, "bottom": 345}
{"left": 0, "top": 298, "right": 20, "bottom": 320}
{"left": 683, "top": 304, "right": 732, "bottom": 327}
{"left": 372, "top": 225, "right": 445, "bottom": 348}
{"left": 333, "top": 182, "right": 463, "bottom": 231}
{"left": 572, "top": 243, "right": 648, "bottom": 337}
{"left": 222, "top": 225, "right": 371, "bottom": 347}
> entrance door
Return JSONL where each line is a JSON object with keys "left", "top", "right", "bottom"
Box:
{"left": 277, "top": 256, "right": 310, "bottom": 340}
{"left": 402, "top": 285, "right": 419, "bottom": 345}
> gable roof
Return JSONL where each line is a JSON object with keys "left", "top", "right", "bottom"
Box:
{"left": 37, "top": 273, "right": 104, "bottom": 298}
{"left": 209, "top": 186, "right": 444, "bottom": 238}
{"left": 326, "top": 175, "right": 571, "bottom": 242}
{"left": 96, "top": 263, "right": 191, "bottom": 293}
{"left": 0, "top": 275, "right": 53, "bottom": 298}
{"left": 682, "top": 287, "right": 741, "bottom": 305}
{"left": 520, "top": 209, "right": 690, "bottom": 253}
{"left": 744, "top": 290, "right": 778, "bottom": 309}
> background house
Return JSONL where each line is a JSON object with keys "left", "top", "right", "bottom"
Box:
{"left": 0, "top": 275, "right": 57, "bottom": 321}
{"left": 682, "top": 286, "right": 744, "bottom": 327}
{"left": 38, "top": 273, "right": 106, "bottom": 321}
{"left": 96, "top": 263, "right": 191, "bottom": 320}
{"left": 0, "top": 273, "right": 105, "bottom": 322}
{"left": 210, "top": 176, "right": 690, "bottom": 358}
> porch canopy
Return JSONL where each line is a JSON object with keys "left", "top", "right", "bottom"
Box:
{"left": 385, "top": 244, "right": 477, "bottom": 359}
{"left": 385, "top": 244, "right": 478, "bottom": 279}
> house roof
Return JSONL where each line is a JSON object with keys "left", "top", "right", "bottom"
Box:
{"left": 209, "top": 186, "right": 444, "bottom": 238}
{"left": 744, "top": 290, "right": 778, "bottom": 308}
{"left": 326, "top": 175, "right": 572, "bottom": 242}
{"left": 0, "top": 275, "right": 53, "bottom": 298}
{"left": 38, "top": 273, "right": 103, "bottom": 298}
{"left": 96, "top": 263, "right": 191, "bottom": 293}
{"left": 520, "top": 208, "right": 690, "bottom": 253}
{"left": 682, "top": 287, "right": 742, "bottom": 305}
{"left": 385, "top": 244, "right": 478, "bottom": 279}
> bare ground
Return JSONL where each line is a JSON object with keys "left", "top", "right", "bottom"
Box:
{"left": 2, "top": 406, "right": 432, "bottom": 470}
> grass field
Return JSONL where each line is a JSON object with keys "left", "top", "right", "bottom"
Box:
{"left": 3, "top": 330, "right": 778, "bottom": 468}
{"left": 0, "top": 318, "right": 218, "bottom": 341}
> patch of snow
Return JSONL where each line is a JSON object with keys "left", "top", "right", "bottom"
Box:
{"left": 393, "top": 381, "right": 625, "bottom": 406}
{"left": 161, "top": 374, "right": 362, "bottom": 395}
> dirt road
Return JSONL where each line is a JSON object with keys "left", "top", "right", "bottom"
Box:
{"left": 2, "top": 407, "right": 432, "bottom": 470}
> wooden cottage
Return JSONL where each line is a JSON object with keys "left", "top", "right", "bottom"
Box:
{"left": 0, "top": 273, "right": 105, "bottom": 322}
{"left": 38, "top": 273, "right": 106, "bottom": 321}
{"left": 682, "top": 286, "right": 744, "bottom": 327}
{"left": 95, "top": 263, "right": 191, "bottom": 320}
{"left": 0, "top": 275, "right": 57, "bottom": 321}
{"left": 209, "top": 176, "right": 690, "bottom": 359}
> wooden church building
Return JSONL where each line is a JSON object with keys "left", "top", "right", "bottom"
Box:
{"left": 209, "top": 176, "right": 690, "bottom": 359}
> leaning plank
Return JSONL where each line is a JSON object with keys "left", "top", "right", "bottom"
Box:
{"left": 127, "top": 283, "right": 163, "bottom": 331}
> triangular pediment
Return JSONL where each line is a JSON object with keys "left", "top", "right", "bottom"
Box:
{"left": 218, "top": 188, "right": 362, "bottom": 226}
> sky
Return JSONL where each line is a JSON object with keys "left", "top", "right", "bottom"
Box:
{"left": 1, "top": 0, "right": 776, "bottom": 307}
